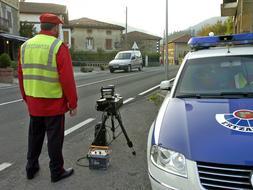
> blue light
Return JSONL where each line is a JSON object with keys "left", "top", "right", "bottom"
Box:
{"left": 188, "top": 33, "right": 253, "bottom": 50}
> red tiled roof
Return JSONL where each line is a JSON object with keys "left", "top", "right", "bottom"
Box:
{"left": 19, "top": 2, "right": 67, "bottom": 15}
{"left": 69, "top": 17, "right": 125, "bottom": 30}
{"left": 169, "top": 34, "right": 191, "bottom": 43}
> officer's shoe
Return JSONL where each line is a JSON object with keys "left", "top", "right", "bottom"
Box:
{"left": 51, "top": 168, "right": 74, "bottom": 183}
{"left": 26, "top": 167, "right": 40, "bottom": 180}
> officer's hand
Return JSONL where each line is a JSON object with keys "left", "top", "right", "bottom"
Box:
{"left": 69, "top": 108, "right": 77, "bottom": 117}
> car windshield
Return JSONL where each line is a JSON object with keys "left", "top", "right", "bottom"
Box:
{"left": 115, "top": 53, "right": 131, "bottom": 60}
{"left": 175, "top": 55, "right": 253, "bottom": 98}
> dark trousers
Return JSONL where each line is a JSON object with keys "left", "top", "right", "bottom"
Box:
{"left": 26, "top": 114, "right": 65, "bottom": 177}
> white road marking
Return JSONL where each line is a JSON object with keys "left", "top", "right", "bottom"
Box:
{"left": 0, "top": 162, "right": 12, "bottom": 171}
{"left": 138, "top": 85, "right": 160, "bottom": 96}
{"left": 0, "top": 85, "right": 18, "bottom": 90}
{"left": 123, "top": 97, "right": 134, "bottom": 104}
{"left": 77, "top": 73, "right": 139, "bottom": 88}
{"left": 0, "top": 99, "right": 22, "bottom": 106}
{"left": 0, "top": 69, "right": 162, "bottom": 107}
{"left": 64, "top": 118, "right": 95, "bottom": 136}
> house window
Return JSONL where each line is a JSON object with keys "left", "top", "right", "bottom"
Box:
{"left": 86, "top": 37, "right": 94, "bottom": 50}
{"left": 2, "top": 6, "right": 6, "bottom": 17}
{"left": 87, "top": 29, "right": 92, "bottom": 34}
{"left": 106, "top": 30, "right": 112, "bottom": 35}
{"left": 7, "top": 11, "right": 12, "bottom": 28}
{"left": 105, "top": 39, "right": 112, "bottom": 50}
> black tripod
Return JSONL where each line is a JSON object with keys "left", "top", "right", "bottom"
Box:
{"left": 93, "top": 108, "right": 136, "bottom": 156}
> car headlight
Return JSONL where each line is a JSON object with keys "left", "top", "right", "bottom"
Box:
{"left": 150, "top": 145, "right": 187, "bottom": 177}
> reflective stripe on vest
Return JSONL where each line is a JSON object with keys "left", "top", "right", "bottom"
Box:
{"left": 21, "top": 35, "right": 63, "bottom": 98}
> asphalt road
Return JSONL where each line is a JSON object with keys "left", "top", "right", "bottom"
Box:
{"left": 0, "top": 66, "right": 178, "bottom": 190}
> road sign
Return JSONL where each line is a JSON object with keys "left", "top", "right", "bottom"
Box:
{"left": 132, "top": 41, "right": 139, "bottom": 50}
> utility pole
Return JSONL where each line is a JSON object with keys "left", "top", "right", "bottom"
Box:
{"left": 125, "top": 6, "right": 128, "bottom": 50}
{"left": 165, "top": 0, "right": 169, "bottom": 80}
{"left": 162, "top": 30, "right": 165, "bottom": 67}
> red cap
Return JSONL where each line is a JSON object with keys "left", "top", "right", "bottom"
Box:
{"left": 39, "top": 13, "right": 63, "bottom": 25}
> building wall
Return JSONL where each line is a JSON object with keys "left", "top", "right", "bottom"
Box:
{"left": 0, "top": 0, "right": 19, "bottom": 35}
{"left": 175, "top": 43, "right": 189, "bottom": 63}
{"left": 167, "top": 42, "right": 189, "bottom": 65}
{"left": 168, "top": 43, "right": 174, "bottom": 64}
{"left": 20, "top": 13, "right": 71, "bottom": 47}
{"left": 20, "top": 13, "right": 66, "bottom": 32}
{"left": 234, "top": 0, "right": 253, "bottom": 33}
{"left": 138, "top": 40, "right": 159, "bottom": 53}
{"left": 2, "top": 0, "right": 18, "bottom": 9}
{"left": 20, "top": 13, "right": 40, "bottom": 31}
{"left": 71, "top": 27, "right": 122, "bottom": 52}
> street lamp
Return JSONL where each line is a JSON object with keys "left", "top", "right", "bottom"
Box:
{"left": 125, "top": 6, "right": 128, "bottom": 50}
{"left": 165, "top": 0, "right": 169, "bottom": 80}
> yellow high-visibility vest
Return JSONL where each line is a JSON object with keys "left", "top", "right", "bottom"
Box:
{"left": 20, "top": 34, "right": 63, "bottom": 98}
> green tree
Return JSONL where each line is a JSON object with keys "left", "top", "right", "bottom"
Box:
{"left": 197, "top": 17, "right": 234, "bottom": 36}
{"left": 19, "top": 21, "right": 37, "bottom": 38}
{"left": 224, "top": 17, "right": 234, "bottom": 34}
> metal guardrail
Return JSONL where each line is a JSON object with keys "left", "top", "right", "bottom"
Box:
{"left": 72, "top": 61, "right": 108, "bottom": 67}
{"left": 72, "top": 61, "right": 161, "bottom": 67}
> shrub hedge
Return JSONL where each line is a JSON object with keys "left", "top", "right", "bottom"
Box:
{"left": 71, "top": 50, "right": 117, "bottom": 62}
{"left": 0, "top": 53, "right": 12, "bottom": 68}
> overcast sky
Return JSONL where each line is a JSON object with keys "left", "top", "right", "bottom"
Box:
{"left": 25, "top": 0, "right": 223, "bottom": 37}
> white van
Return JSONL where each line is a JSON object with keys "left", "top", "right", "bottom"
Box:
{"left": 108, "top": 50, "right": 143, "bottom": 73}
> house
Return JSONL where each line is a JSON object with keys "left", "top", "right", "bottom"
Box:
{"left": 166, "top": 34, "right": 191, "bottom": 65}
{"left": 19, "top": 2, "right": 71, "bottom": 47}
{"left": 0, "top": 0, "right": 27, "bottom": 60}
{"left": 123, "top": 31, "right": 161, "bottom": 53}
{"left": 69, "top": 17, "right": 124, "bottom": 52}
{"left": 221, "top": 0, "right": 253, "bottom": 33}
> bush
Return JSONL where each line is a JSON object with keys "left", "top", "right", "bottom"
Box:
{"left": 0, "top": 53, "right": 12, "bottom": 68}
{"left": 144, "top": 52, "right": 160, "bottom": 62}
{"left": 11, "top": 61, "right": 18, "bottom": 70}
{"left": 71, "top": 51, "right": 117, "bottom": 62}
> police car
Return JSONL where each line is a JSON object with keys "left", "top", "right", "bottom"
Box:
{"left": 147, "top": 33, "right": 253, "bottom": 190}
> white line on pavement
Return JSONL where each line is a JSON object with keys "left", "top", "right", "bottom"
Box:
{"left": 0, "top": 69, "right": 163, "bottom": 107}
{"left": 0, "top": 85, "right": 18, "bottom": 90}
{"left": 0, "top": 162, "right": 12, "bottom": 172}
{"left": 77, "top": 73, "right": 139, "bottom": 88}
{"left": 0, "top": 99, "right": 22, "bottom": 106}
{"left": 138, "top": 85, "right": 160, "bottom": 96}
{"left": 123, "top": 98, "right": 134, "bottom": 104}
{"left": 64, "top": 118, "right": 95, "bottom": 136}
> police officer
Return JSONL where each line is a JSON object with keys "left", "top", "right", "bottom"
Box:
{"left": 18, "top": 13, "right": 78, "bottom": 182}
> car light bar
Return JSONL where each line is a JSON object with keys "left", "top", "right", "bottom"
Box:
{"left": 188, "top": 33, "right": 253, "bottom": 50}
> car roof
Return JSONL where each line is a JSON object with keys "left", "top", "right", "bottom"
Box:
{"left": 187, "top": 46, "right": 253, "bottom": 59}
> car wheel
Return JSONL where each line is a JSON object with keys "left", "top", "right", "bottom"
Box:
{"left": 110, "top": 69, "right": 114, "bottom": 73}
{"left": 127, "top": 65, "right": 131, "bottom": 72}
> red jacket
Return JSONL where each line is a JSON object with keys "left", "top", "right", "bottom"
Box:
{"left": 18, "top": 31, "right": 78, "bottom": 116}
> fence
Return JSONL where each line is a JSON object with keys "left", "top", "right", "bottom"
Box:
{"left": 72, "top": 61, "right": 108, "bottom": 67}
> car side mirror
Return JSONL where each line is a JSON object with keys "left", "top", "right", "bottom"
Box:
{"left": 131, "top": 56, "right": 136, "bottom": 60}
{"left": 160, "top": 80, "right": 174, "bottom": 91}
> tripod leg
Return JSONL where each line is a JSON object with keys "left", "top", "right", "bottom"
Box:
{"left": 115, "top": 112, "right": 136, "bottom": 155}
{"left": 111, "top": 115, "right": 116, "bottom": 139}
{"left": 92, "top": 113, "right": 108, "bottom": 146}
